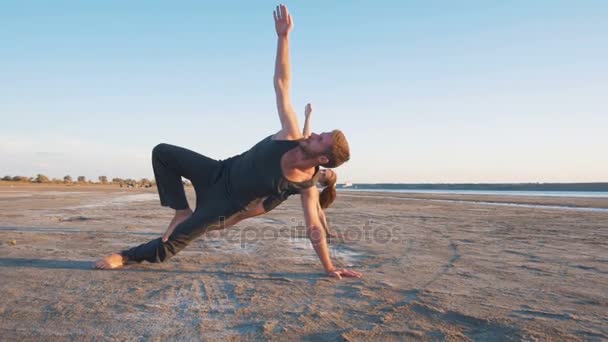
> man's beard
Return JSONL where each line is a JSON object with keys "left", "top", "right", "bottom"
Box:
{"left": 299, "top": 140, "right": 316, "bottom": 159}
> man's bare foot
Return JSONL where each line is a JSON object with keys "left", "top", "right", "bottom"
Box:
{"left": 162, "top": 208, "right": 193, "bottom": 242}
{"left": 94, "top": 254, "right": 125, "bottom": 269}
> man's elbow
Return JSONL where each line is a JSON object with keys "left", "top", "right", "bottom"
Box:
{"left": 273, "top": 78, "right": 290, "bottom": 92}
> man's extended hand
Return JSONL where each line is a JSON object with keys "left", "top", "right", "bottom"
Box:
{"left": 273, "top": 4, "right": 293, "bottom": 37}
{"left": 327, "top": 268, "right": 363, "bottom": 280}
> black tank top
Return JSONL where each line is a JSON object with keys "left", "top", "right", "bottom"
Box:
{"left": 224, "top": 135, "right": 319, "bottom": 209}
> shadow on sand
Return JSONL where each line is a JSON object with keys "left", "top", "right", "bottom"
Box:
{"left": 0, "top": 226, "right": 158, "bottom": 236}
{"left": 0, "top": 257, "right": 327, "bottom": 283}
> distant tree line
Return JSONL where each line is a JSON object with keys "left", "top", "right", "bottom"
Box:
{"left": 0, "top": 174, "right": 180, "bottom": 188}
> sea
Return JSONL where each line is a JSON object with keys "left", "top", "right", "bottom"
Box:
{"left": 338, "top": 189, "right": 608, "bottom": 198}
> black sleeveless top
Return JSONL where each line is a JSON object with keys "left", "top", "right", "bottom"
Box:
{"left": 224, "top": 135, "right": 319, "bottom": 210}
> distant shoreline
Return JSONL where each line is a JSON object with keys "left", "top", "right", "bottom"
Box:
{"left": 3, "top": 181, "right": 608, "bottom": 193}
{"left": 337, "top": 182, "right": 608, "bottom": 192}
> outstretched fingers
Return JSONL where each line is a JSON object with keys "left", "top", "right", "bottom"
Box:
{"left": 352, "top": 270, "right": 363, "bottom": 278}
{"left": 329, "top": 271, "right": 342, "bottom": 280}
{"left": 273, "top": 4, "right": 293, "bottom": 35}
{"left": 341, "top": 269, "right": 363, "bottom": 278}
{"left": 274, "top": 4, "right": 290, "bottom": 23}
{"left": 275, "top": 5, "right": 285, "bottom": 21}
{"left": 305, "top": 103, "right": 312, "bottom": 116}
{"left": 328, "top": 268, "right": 363, "bottom": 279}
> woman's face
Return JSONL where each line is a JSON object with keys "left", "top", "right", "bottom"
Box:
{"left": 318, "top": 169, "right": 335, "bottom": 186}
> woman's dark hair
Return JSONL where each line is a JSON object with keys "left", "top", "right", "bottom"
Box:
{"left": 319, "top": 169, "right": 337, "bottom": 209}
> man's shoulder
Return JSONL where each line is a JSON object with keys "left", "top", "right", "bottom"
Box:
{"left": 272, "top": 130, "right": 303, "bottom": 141}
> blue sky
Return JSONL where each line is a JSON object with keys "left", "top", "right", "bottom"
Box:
{"left": 1, "top": 1, "right": 606, "bottom": 183}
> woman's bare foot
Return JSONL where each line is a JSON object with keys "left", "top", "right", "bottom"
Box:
{"left": 94, "top": 254, "right": 125, "bottom": 269}
{"left": 162, "top": 208, "right": 193, "bottom": 242}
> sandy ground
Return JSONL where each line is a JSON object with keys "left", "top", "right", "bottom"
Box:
{"left": 0, "top": 184, "right": 607, "bottom": 341}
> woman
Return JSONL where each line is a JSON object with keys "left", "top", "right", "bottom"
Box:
{"left": 303, "top": 103, "right": 339, "bottom": 238}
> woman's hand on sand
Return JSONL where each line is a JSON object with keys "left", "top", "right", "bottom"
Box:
{"left": 327, "top": 268, "right": 363, "bottom": 280}
{"left": 305, "top": 103, "right": 312, "bottom": 118}
{"left": 274, "top": 4, "right": 293, "bottom": 37}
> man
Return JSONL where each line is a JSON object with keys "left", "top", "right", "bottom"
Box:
{"left": 95, "top": 4, "right": 361, "bottom": 280}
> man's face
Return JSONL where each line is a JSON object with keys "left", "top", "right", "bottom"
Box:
{"left": 300, "top": 132, "right": 332, "bottom": 159}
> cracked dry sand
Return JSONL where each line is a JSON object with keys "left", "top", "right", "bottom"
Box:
{"left": 0, "top": 184, "right": 607, "bottom": 341}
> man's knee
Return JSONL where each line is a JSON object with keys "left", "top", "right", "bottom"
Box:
{"left": 152, "top": 143, "right": 171, "bottom": 159}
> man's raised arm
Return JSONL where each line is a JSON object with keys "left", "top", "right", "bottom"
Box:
{"left": 300, "top": 187, "right": 363, "bottom": 279}
{"left": 273, "top": 4, "right": 301, "bottom": 140}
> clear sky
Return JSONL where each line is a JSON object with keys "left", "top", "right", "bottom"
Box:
{"left": 1, "top": 1, "right": 607, "bottom": 183}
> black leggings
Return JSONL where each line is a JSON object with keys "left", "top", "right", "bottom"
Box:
{"left": 120, "top": 143, "right": 239, "bottom": 263}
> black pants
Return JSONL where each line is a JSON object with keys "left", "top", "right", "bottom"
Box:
{"left": 120, "top": 143, "right": 239, "bottom": 263}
